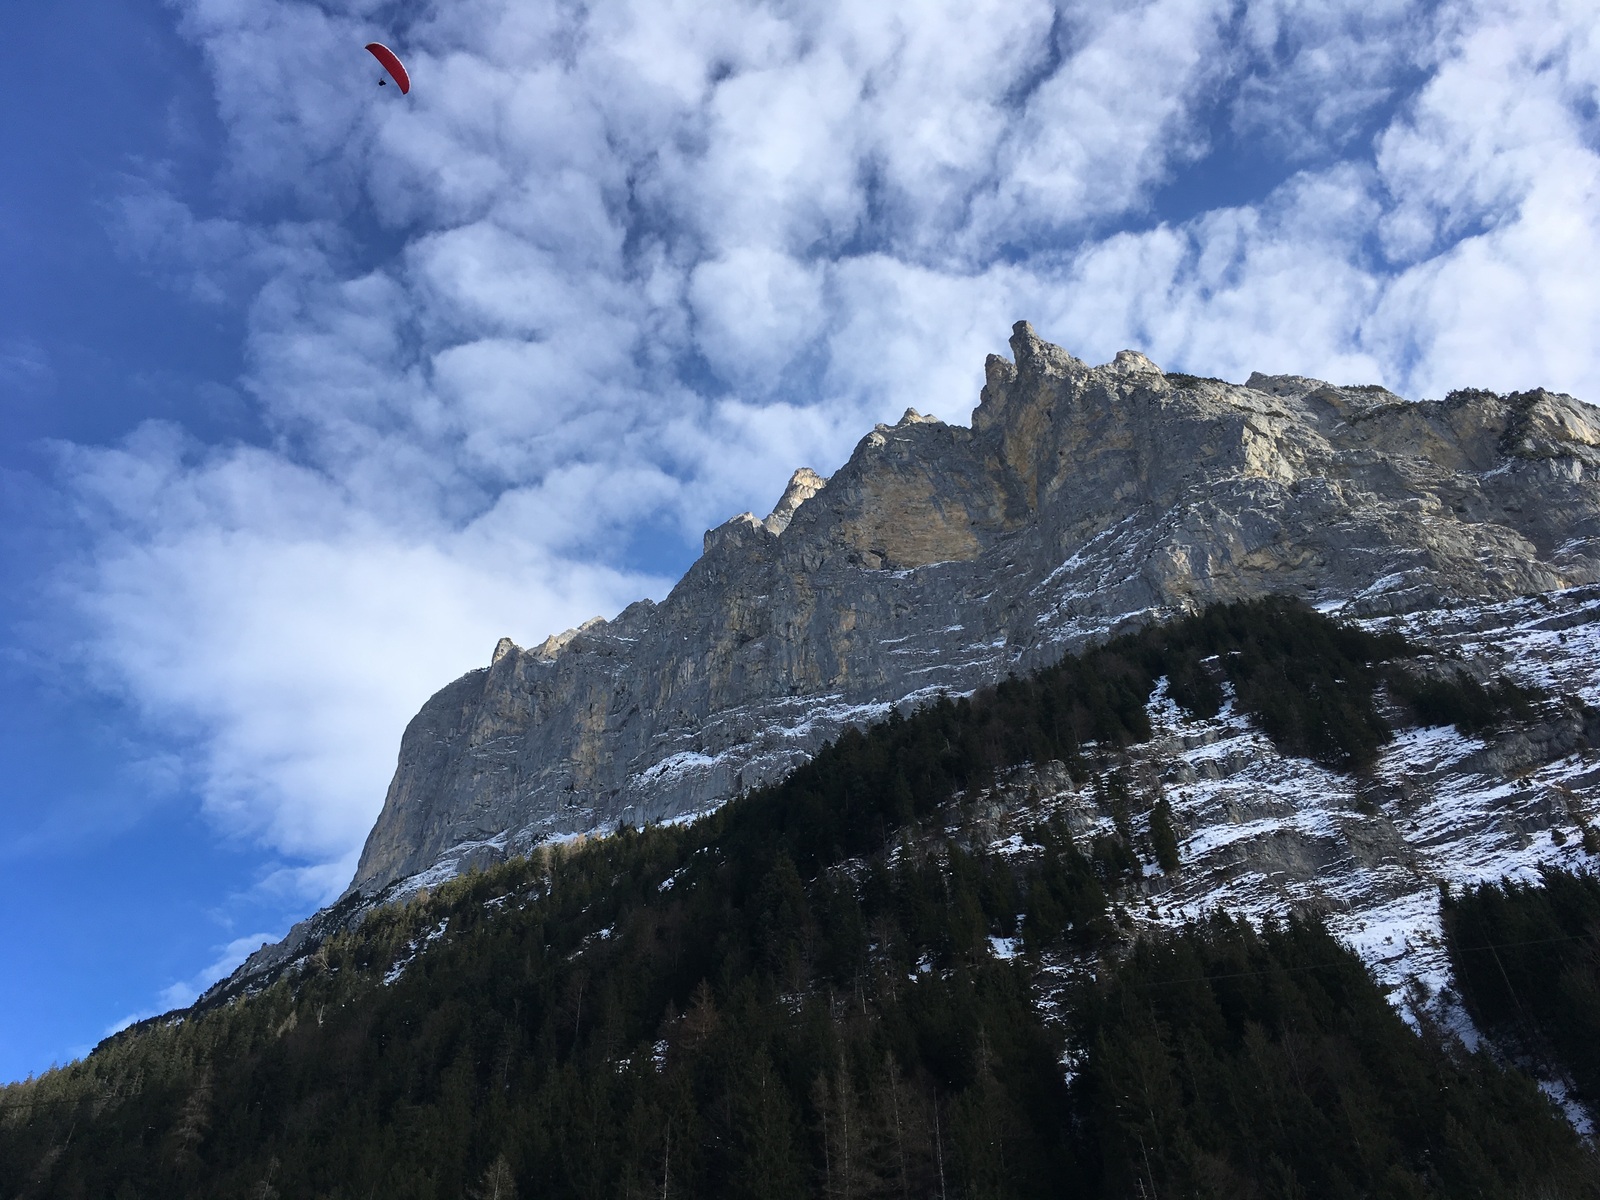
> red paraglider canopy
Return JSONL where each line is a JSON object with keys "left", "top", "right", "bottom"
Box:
{"left": 365, "top": 42, "right": 411, "bottom": 94}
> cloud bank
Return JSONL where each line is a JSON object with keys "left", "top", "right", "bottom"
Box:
{"left": 59, "top": 0, "right": 1600, "bottom": 908}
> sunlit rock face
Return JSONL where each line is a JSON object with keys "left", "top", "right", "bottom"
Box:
{"left": 347, "top": 322, "right": 1600, "bottom": 898}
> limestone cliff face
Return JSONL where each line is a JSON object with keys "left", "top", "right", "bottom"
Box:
{"left": 348, "top": 323, "right": 1600, "bottom": 896}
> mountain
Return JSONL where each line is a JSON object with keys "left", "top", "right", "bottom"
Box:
{"left": 219, "top": 321, "right": 1600, "bottom": 993}
{"left": 355, "top": 322, "right": 1600, "bottom": 898}
{"left": 13, "top": 326, "right": 1600, "bottom": 1196}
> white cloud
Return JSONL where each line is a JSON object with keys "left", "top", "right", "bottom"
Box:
{"left": 1376, "top": 0, "right": 1600, "bottom": 263}
{"left": 1231, "top": 0, "right": 1428, "bottom": 159}
{"left": 690, "top": 248, "right": 827, "bottom": 390}
{"left": 1022, "top": 166, "right": 1390, "bottom": 385}
{"left": 1366, "top": 0, "right": 1600, "bottom": 397}
{"left": 973, "top": 0, "right": 1235, "bottom": 242}
{"left": 58, "top": 426, "right": 659, "bottom": 873}
{"left": 55, "top": 0, "right": 1600, "bottom": 934}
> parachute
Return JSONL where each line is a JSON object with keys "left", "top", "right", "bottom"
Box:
{"left": 365, "top": 42, "right": 411, "bottom": 94}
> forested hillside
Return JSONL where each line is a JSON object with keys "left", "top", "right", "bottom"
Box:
{"left": 4, "top": 599, "right": 1593, "bottom": 1199}
{"left": 1446, "top": 868, "right": 1600, "bottom": 1118}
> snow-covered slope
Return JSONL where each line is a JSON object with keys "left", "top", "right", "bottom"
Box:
{"left": 944, "top": 585, "right": 1600, "bottom": 1125}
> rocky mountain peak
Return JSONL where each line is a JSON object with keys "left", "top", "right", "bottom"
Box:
{"left": 762, "top": 467, "right": 828, "bottom": 535}
{"left": 1009, "top": 318, "right": 1085, "bottom": 381}
{"left": 327, "top": 323, "right": 1600, "bottom": 910}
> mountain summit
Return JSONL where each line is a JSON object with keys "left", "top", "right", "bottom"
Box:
{"left": 342, "top": 321, "right": 1600, "bottom": 904}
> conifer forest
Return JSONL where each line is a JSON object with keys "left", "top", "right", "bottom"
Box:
{"left": 4, "top": 599, "right": 1598, "bottom": 1198}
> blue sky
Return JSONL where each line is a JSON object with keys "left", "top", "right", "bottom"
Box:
{"left": 0, "top": 0, "right": 265, "bottom": 1079}
{"left": 3, "top": 0, "right": 1598, "bottom": 1081}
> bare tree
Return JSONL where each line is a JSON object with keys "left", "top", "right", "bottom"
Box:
{"left": 468, "top": 1153, "right": 518, "bottom": 1200}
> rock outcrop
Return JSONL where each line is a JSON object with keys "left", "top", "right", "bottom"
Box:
{"left": 346, "top": 323, "right": 1600, "bottom": 898}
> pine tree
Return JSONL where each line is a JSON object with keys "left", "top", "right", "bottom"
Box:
{"left": 1150, "top": 796, "right": 1180, "bottom": 873}
{"left": 168, "top": 1062, "right": 212, "bottom": 1170}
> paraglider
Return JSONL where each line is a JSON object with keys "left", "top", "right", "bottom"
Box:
{"left": 365, "top": 42, "right": 410, "bottom": 94}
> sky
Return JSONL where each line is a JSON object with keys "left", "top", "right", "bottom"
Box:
{"left": 2, "top": 0, "right": 1598, "bottom": 1081}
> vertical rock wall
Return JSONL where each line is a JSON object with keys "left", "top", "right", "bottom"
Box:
{"left": 348, "top": 323, "right": 1600, "bottom": 896}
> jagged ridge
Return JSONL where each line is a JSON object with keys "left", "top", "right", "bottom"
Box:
{"left": 344, "top": 321, "right": 1600, "bottom": 910}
